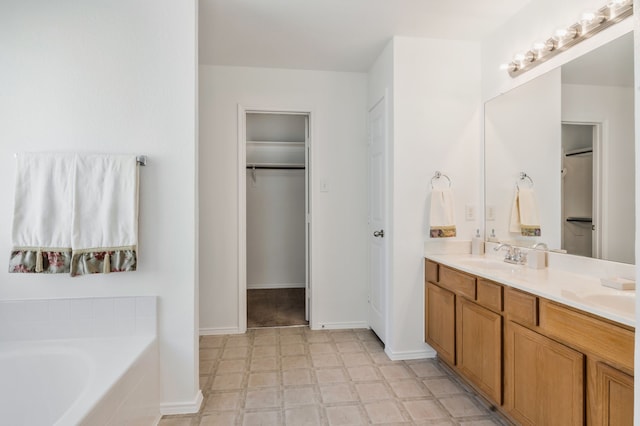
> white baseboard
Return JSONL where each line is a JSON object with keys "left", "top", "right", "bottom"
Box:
{"left": 160, "top": 390, "right": 203, "bottom": 415}
{"left": 247, "top": 282, "right": 305, "bottom": 289}
{"left": 311, "top": 321, "right": 369, "bottom": 330}
{"left": 199, "top": 327, "right": 243, "bottom": 336}
{"left": 384, "top": 347, "right": 437, "bottom": 361}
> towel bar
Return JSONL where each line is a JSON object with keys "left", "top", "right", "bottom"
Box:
{"left": 517, "top": 172, "right": 533, "bottom": 189}
{"left": 14, "top": 153, "right": 147, "bottom": 166}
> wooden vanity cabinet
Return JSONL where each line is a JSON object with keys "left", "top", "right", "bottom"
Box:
{"left": 425, "top": 281, "right": 455, "bottom": 365}
{"left": 504, "top": 320, "right": 584, "bottom": 425}
{"left": 425, "top": 261, "right": 503, "bottom": 402}
{"left": 424, "top": 259, "right": 635, "bottom": 426}
{"left": 595, "top": 361, "right": 634, "bottom": 426}
{"left": 456, "top": 297, "right": 502, "bottom": 403}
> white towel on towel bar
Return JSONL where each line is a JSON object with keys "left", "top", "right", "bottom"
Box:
{"left": 9, "top": 153, "right": 74, "bottom": 273}
{"left": 71, "top": 154, "right": 138, "bottom": 276}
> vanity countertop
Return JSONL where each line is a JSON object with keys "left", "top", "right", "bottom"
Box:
{"left": 425, "top": 253, "right": 636, "bottom": 328}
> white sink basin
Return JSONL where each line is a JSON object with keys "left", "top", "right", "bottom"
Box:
{"left": 580, "top": 294, "right": 635, "bottom": 316}
{"left": 454, "top": 257, "right": 525, "bottom": 272}
{"left": 561, "top": 291, "right": 635, "bottom": 316}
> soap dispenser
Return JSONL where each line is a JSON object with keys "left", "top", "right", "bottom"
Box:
{"left": 472, "top": 229, "right": 485, "bottom": 255}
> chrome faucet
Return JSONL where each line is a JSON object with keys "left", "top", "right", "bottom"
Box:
{"left": 494, "top": 243, "right": 527, "bottom": 265}
{"left": 532, "top": 242, "right": 548, "bottom": 251}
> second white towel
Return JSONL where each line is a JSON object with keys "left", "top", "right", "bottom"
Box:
{"left": 71, "top": 154, "right": 138, "bottom": 276}
{"left": 510, "top": 187, "right": 541, "bottom": 236}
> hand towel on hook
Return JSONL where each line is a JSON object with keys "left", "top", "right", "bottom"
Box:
{"left": 509, "top": 187, "right": 541, "bottom": 236}
{"left": 430, "top": 188, "right": 456, "bottom": 238}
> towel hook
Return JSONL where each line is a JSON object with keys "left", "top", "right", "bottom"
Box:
{"left": 431, "top": 171, "right": 452, "bottom": 189}
{"left": 517, "top": 172, "right": 534, "bottom": 189}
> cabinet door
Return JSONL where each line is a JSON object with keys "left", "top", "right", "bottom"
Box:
{"left": 596, "top": 362, "right": 634, "bottom": 426}
{"left": 425, "top": 282, "right": 455, "bottom": 365}
{"left": 456, "top": 298, "right": 502, "bottom": 403}
{"left": 505, "top": 321, "right": 584, "bottom": 426}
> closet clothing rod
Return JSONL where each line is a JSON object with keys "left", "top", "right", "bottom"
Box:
{"left": 565, "top": 148, "right": 593, "bottom": 157}
{"left": 246, "top": 165, "right": 305, "bottom": 170}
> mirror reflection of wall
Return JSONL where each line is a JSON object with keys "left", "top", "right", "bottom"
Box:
{"left": 484, "top": 69, "right": 561, "bottom": 249}
{"left": 485, "top": 31, "right": 635, "bottom": 264}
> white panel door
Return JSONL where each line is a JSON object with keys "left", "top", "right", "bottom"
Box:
{"left": 305, "top": 115, "right": 310, "bottom": 321}
{"left": 368, "top": 97, "right": 388, "bottom": 343}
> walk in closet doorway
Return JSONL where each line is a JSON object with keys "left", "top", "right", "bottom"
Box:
{"left": 239, "top": 109, "right": 311, "bottom": 329}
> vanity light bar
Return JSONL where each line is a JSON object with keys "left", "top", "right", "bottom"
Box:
{"left": 505, "top": 0, "right": 633, "bottom": 77}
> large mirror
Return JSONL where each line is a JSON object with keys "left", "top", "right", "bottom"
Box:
{"left": 485, "top": 31, "right": 635, "bottom": 264}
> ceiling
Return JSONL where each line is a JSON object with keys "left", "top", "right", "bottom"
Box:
{"left": 199, "top": 0, "right": 533, "bottom": 72}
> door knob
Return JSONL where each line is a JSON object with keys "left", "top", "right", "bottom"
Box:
{"left": 373, "top": 230, "right": 384, "bottom": 238}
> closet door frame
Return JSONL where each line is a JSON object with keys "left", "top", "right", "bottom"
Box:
{"left": 237, "top": 105, "right": 314, "bottom": 332}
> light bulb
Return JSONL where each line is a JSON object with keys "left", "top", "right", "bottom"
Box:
{"left": 581, "top": 12, "right": 596, "bottom": 23}
{"left": 580, "top": 11, "right": 605, "bottom": 25}
{"left": 532, "top": 42, "right": 546, "bottom": 51}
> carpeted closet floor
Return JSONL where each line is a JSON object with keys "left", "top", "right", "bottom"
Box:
{"left": 247, "top": 288, "right": 308, "bottom": 328}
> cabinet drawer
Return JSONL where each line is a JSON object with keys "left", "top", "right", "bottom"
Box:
{"left": 539, "top": 300, "right": 634, "bottom": 372}
{"left": 504, "top": 287, "right": 538, "bottom": 327}
{"left": 477, "top": 279, "right": 503, "bottom": 313}
{"left": 425, "top": 260, "right": 439, "bottom": 283}
{"left": 439, "top": 266, "right": 476, "bottom": 299}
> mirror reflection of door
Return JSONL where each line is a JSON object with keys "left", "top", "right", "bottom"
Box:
{"left": 561, "top": 123, "right": 600, "bottom": 258}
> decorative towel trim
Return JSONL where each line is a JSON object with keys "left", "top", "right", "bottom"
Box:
{"left": 70, "top": 246, "right": 137, "bottom": 277}
{"left": 9, "top": 247, "right": 72, "bottom": 274}
{"left": 430, "top": 225, "right": 457, "bottom": 238}
{"left": 520, "top": 225, "right": 541, "bottom": 237}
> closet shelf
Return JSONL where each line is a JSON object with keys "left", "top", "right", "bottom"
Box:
{"left": 247, "top": 140, "right": 305, "bottom": 146}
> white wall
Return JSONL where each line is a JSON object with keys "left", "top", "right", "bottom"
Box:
{"left": 247, "top": 170, "right": 306, "bottom": 289}
{"left": 0, "top": 0, "right": 199, "bottom": 412}
{"left": 563, "top": 83, "right": 635, "bottom": 264}
{"left": 634, "top": 4, "right": 640, "bottom": 421}
{"left": 384, "top": 37, "right": 483, "bottom": 358}
{"left": 199, "top": 65, "right": 369, "bottom": 332}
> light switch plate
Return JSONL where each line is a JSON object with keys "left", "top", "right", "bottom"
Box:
{"left": 465, "top": 204, "right": 475, "bottom": 221}
{"left": 486, "top": 205, "right": 496, "bottom": 221}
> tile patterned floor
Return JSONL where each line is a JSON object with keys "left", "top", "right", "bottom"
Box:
{"left": 159, "top": 327, "right": 511, "bottom": 425}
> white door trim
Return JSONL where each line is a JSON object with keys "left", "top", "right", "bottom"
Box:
{"left": 237, "top": 105, "right": 314, "bottom": 332}
{"left": 367, "top": 93, "right": 389, "bottom": 344}
{"left": 562, "top": 120, "right": 604, "bottom": 259}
